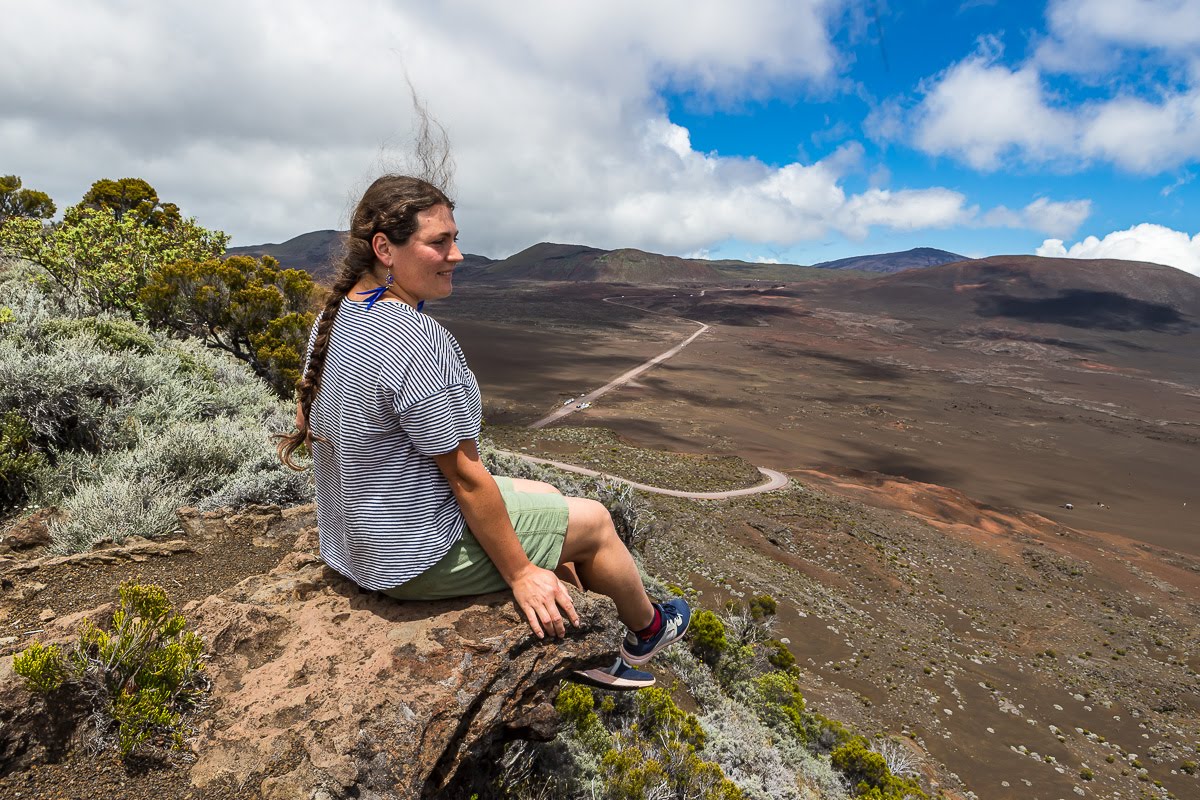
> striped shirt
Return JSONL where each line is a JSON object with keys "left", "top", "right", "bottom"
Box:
{"left": 305, "top": 298, "right": 482, "bottom": 590}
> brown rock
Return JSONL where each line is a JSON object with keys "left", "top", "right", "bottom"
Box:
{"left": 4, "top": 539, "right": 194, "bottom": 576}
{"left": 177, "top": 503, "right": 315, "bottom": 545}
{"left": 0, "top": 503, "right": 618, "bottom": 798}
{"left": 185, "top": 539, "right": 619, "bottom": 799}
{"left": 0, "top": 508, "right": 58, "bottom": 552}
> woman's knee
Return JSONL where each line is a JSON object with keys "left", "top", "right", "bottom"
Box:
{"left": 562, "top": 497, "right": 615, "bottom": 560}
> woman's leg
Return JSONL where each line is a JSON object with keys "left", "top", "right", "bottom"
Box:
{"left": 507, "top": 477, "right": 562, "bottom": 495}
{"left": 501, "top": 478, "right": 580, "bottom": 583}
{"left": 558, "top": 497, "right": 654, "bottom": 631}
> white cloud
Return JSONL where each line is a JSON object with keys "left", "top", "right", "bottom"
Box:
{"left": 837, "top": 188, "right": 975, "bottom": 238}
{"left": 1037, "top": 0, "right": 1200, "bottom": 73}
{"left": 912, "top": 54, "right": 1078, "bottom": 170}
{"left": 1037, "top": 223, "right": 1200, "bottom": 276}
{"left": 4, "top": 0, "right": 896, "bottom": 256}
{"left": 0, "top": 0, "right": 1065, "bottom": 258}
{"left": 1081, "top": 92, "right": 1200, "bottom": 173}
{"left": 982, "top": 197, "right": 1092, "bottom": 237}
{"left": 909, "top": 58, "right": 1200, "bottom": 174}
{"left": 901, "top": 4, "right": 1200, "bottom": 175}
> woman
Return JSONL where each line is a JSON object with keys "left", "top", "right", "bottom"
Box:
{"left": 278, "top": 175, "right": 688, "bottom": 688}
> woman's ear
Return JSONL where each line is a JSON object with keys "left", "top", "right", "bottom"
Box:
{"left": 371, "top": 232, "right": 392, "bottom": 266}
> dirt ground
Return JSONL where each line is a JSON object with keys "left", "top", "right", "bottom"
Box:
{"left": 435, "top": 278, "right": 1200, "bottom": 799}
{"left": 438, "top": 280, "right": 1199, "bottom": 555}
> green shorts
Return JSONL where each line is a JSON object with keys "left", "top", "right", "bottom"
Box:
{"left": 382, "top": 476, "right": 570, "bottom": 601}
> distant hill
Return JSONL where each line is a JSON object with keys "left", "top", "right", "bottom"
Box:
{"left": 811, "top": 247, "right": 966, "bottom": 273}
{"left": 228, "top": 230, "right": 346, "bottom": 281}
{"left": 228, "top": 230, "right": 496, "bottom": 283}
{"left": 479, "top": 242, "right": 871, "bottom": 285}
{"left": 480, "top": 243, "right": 728, "bottom": 283}
{"left": 836, "top": 254, "right": 1200, "bottom": 330}
{"left": 231, "top": 232, "right": 921, "bottom": 286}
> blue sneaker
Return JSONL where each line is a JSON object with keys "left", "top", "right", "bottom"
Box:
{"left": 620, "top": 597, "right": 691, "bottom": 665}
{"left": 572, "top": 657, "right": 656, "bottom": 690}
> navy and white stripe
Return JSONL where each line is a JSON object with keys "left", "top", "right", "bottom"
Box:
{"left": 305, "top": 298, "right": 482, "bottom": 591}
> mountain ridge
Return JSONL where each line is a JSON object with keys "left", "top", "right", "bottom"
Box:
{"left": 811, "top": 246, "right": 966, "bottom": 273}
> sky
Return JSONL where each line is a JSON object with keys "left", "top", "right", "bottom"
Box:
{"left": 2, "top": 0, "right": 1199, "bottom": 276}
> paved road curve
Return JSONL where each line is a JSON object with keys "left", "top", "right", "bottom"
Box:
{"left": 528, "top": 298, "right": 709, "bottom": 430}
{"left": 496, "top": 449, "right": 790, "bottom": 500}
{"left": 515, "top": 294, "right": 789, "bottom": 498}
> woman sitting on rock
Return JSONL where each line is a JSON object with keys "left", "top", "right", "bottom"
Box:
{"left": 277, "top": 175, "right": 688, "bottom": 688}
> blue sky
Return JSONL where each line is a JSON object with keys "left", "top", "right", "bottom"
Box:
{"left": 667, "top": 0, "right": 1200, "bottom": 268}
{"left": 2, "top": 1, "right": 1198, "bottom": 274}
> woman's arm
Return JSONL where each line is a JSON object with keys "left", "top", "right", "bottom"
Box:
{"left": 433, "top": 440, "right": 580, "bottom": 638}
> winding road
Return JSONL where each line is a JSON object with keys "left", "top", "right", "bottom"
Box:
{"left": 497, "top": 449, "right": 789, "bottom": 500}
{"left": 514, "top": 293, "right": 789, "bottom": 500}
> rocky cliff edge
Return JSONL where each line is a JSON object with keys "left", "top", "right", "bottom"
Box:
{"left": 0, "top": 505, "right": 620, "bottom": 799}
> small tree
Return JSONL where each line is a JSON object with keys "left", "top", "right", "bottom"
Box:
{"left": 0, "top": 175, "right": 55, "bottom": 222}
{"left": 141, "top": 254, "right": 316, "bottom": 396}
{"left": 0, "top": 201, "right": 227, "bottom": 316}
{"left": 79, "top": 177, "right": 181, "bottom": 229}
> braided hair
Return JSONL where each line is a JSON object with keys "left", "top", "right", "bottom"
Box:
{"left": 277, "top": 175, "right": 454, "bottom": 470}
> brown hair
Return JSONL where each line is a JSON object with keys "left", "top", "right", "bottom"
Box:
{"left": 276, "top": 175, "right": 454, "bottom": 469}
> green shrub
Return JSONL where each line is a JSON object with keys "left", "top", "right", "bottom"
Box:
{"left": 0, "top": 275, "right": 306, "bottom": 549}
{"left": 748, "top": 594, "right": 777, "bottom": 621}
{"left": 715, "top": 643, "right": 757, "bottom": 688}
{"left": 601, "top": 733, "right": 745, "bottom": 800}
{"left": 0, "top": 410, "right": 45, "bottom": 513}
{"left": 12, "top": 581, "right": 206, "bottom": 756}
{"left": 198, "top": 468, "right": 311, "bottom": 511}
{"left": 637, "top": 685, "right": 705, "bottom": 749}
{"left": 555, "top": 682, "right": 597, "bottom": 731}
{"left": 51, "top": 472, "right": 188, "bottom": 551}
{"left": 766, "top": 639, "right": 797, "bottom": 672}
{"left": 554, "top": 682, "right": 611, "bottom": 756}
{"left": 751, "top": 671, "right": 807, "bottom": 737}
{"left": 830, "top": 737, "right": 927, "bottom": 799}
{"left": 12, "top": 641, "right": 66, "bottom": 692}
{"left": 42, "top": 317, "right": 156, "bottom": 354}
{"left": 0, "top": 335, "right": 142, "bottom": 454}
{"left": 690, "top": 610, "right": 729, "bottom": 666}
{"left": 749, "top": 671, "right": 852, "bottom": 755}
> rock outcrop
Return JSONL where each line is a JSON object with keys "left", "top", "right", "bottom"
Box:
{"left": 1, "top": 506, "right": 621, "bottom": 799}
{"left": 186, "top": 510, "right": 619, "bottom": 799}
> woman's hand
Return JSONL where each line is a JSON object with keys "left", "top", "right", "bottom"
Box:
{"left": 509, "top": 564, "right": 580, "bottom": 639}
{"left": 433, "top": 440, "right": 580, "bottom": 639}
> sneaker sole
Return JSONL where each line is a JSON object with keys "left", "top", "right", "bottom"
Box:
{"left": 619, "top": 614, "right": 691, "bottom": 665}
{"left": 570, "top": 667, "right": 655, "bottom": 690}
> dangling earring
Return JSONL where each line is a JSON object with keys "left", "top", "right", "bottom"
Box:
{"left": 354, "top": 269, "right": 394, "bottom": 311}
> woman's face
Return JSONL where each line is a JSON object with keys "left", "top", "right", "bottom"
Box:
{"left": 373, "top": 204, "right": 463, "bottom": 306}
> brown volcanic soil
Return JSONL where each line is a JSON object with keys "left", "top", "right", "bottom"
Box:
{"left": 442, "top": 263, "right": 1199, "bottom": 554}
{"left": 433, "top": 261, "right": 1200, "bottom": 798}
{"left": 637, "top": 474, "right": 1200, "bottom": 800}
{"left": 0, "top": 508, "right": 302, "bottom": 799}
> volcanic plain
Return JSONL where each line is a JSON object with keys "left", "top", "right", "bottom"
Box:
{"left": 434, "top": 256, "right": 1200, "bottom": 800}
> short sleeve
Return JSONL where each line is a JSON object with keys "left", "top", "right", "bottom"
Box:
{"left": 396, "top": 383, "right": 481, "bottom": 455}
{"left": 383, "top": 317, "right": 482, "bottom": 456}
